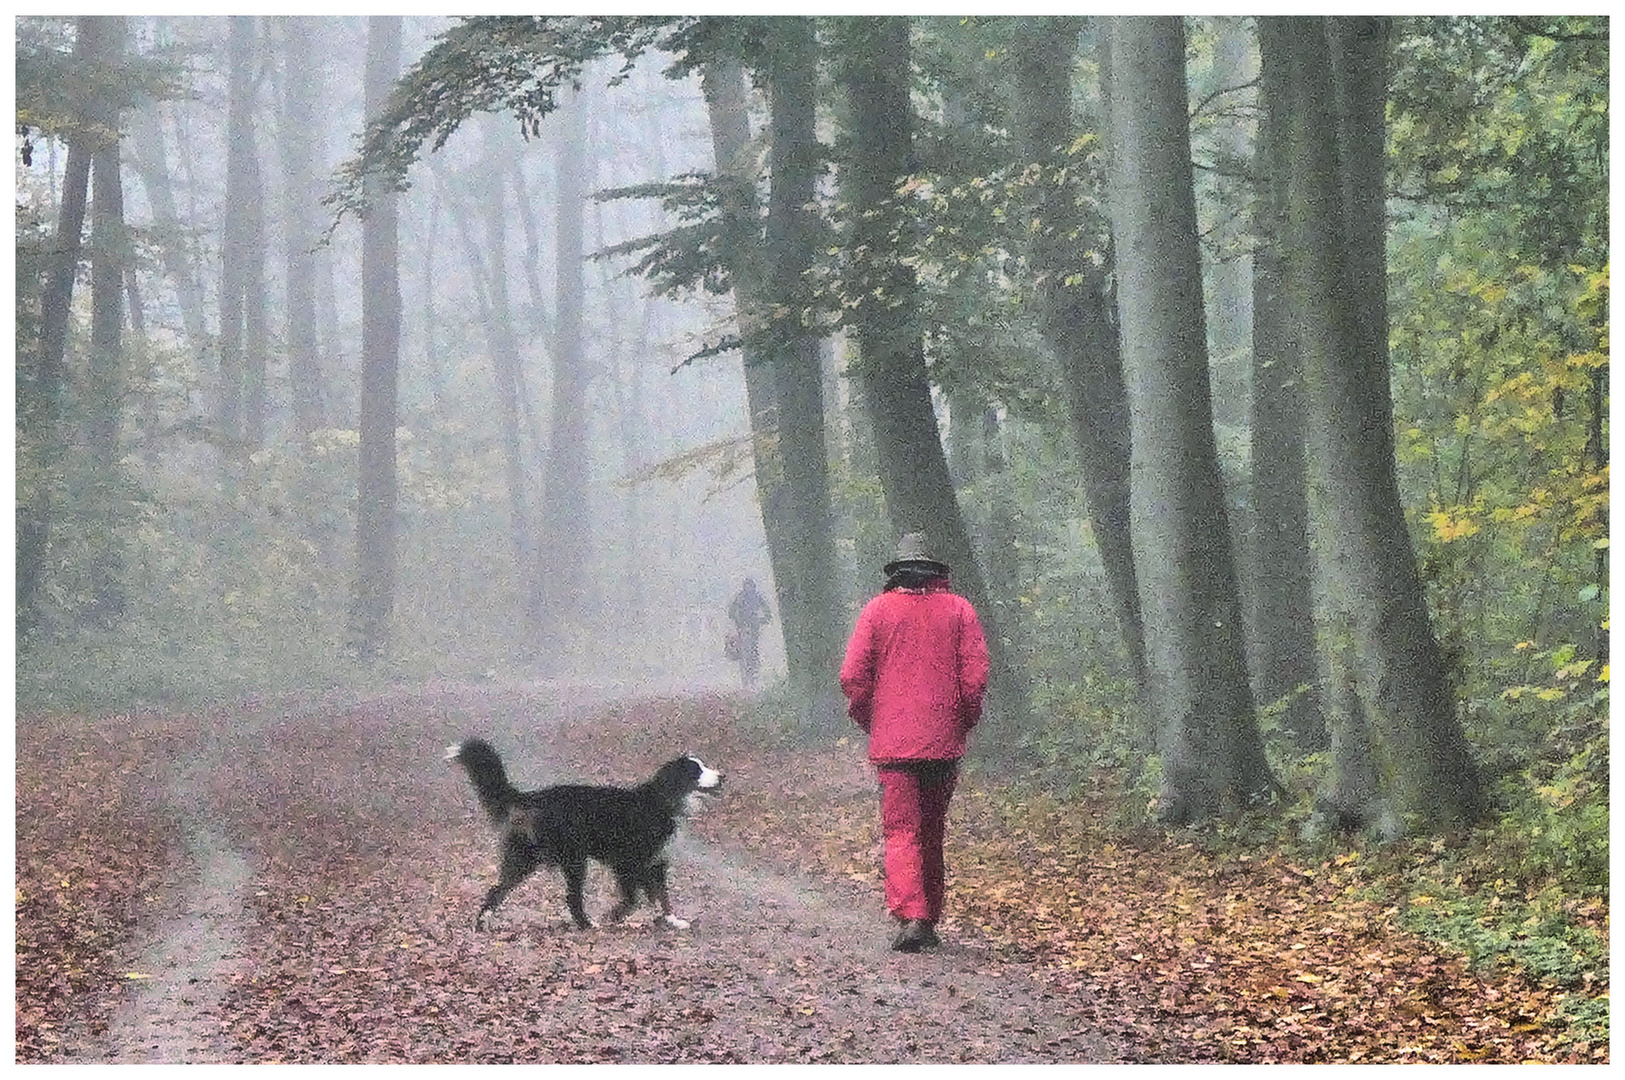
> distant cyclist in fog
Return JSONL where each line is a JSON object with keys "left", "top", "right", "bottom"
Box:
{"left": 726, "top": 578, "right": 772, "bottom": 689}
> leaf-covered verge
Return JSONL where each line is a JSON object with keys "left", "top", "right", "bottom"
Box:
{"left": 673, "top": 702, "right": 1608, "bottom": 1064}
{"left": 14, "top": 689, "right": 1606, "bottom": 1063}
{"left": 14, "top": 713, "right": 189, "bottom": 1059}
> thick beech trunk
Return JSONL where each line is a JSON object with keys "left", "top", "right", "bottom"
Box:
{"left": 352, "top": 15, "right": 403, "bottom": 663}
{"left": 87, "top": 21, "right": 129, "bottom": 624}
{"left": 764, "top": 18, "right": 844, "bottom": 713}
{"left": 836, "top": 16, "right": 1031, "bottom": 730}
{"left": 528, "top": 90, "right": 593, "bottom": 653}
{"left": 1103, "top": 16, "right": 1277, "bottom": 823}
{"left": 1011, "top": 17, "right": 1148, "bottom": 699}
{"left": 1250, "top": 18, "right": 1327, "bottom": 749}
{"left": 1278, "top": 16, "right": 1482, "bottom": 831}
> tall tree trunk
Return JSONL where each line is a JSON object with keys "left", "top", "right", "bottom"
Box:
{"left": 1250, "top": 18, "right": 1326, "bottom": 748}
{"left": 1585, "top": 364, "right": 1608, "bottom": 667}
{"left": 1279, "top": 16, "right": 1482, "bottom": 832}
{"left": 352, "top": 15, "right": 403, "bottom": 663}
{"left": 219, "top": 15, "right": 270, "bottom": 452}
{"left": 125, "top": 105, "right": 208, "bottom": 354}
{"left": 1103, "top": 16, "right": 1277, "bottom": 824}
{"left": 979, "top": 405, "right": 1024, "bottom": 665}
{"left": 221, "top": 16, "right": 271, "bottom": 451}
{"left": 218, "top": 16, "right": 253, "bottom": 452}
{"left": 764, "top": 17, "right": 844, "bottom": 715}
{"left": 86, "top": 16, "right": 130, "bottom": 625}
{"left": 18, "top": 16, "right": 103, "bottom": 640}
{"left": 528, "top": 89, "right": 593, "bottom": 651}
{"left": 421, "top": 182, "right": 446, "bottom": 419}
{"left": 698, "top": 57, "right": 797, "bottom": 684}
{"left": 279, "top": 16, "right": 327, "bottom": 439}
{"left": 835, "top": 15, "right": 1032, "bottom": 730}
{"left": 1011, "top": 16, "right": 1148, "bottom": 699}
{"left": 611, "top": 294, "right": 656, "bottom": 627}
{"left": 1199, "top": 18, "right": 1256, "bottom": 435}
{"left": 430, "top": 154, "right": 531, "bottom": 569}
{"left": 241, "top": 28, "right": 270, "bottom": 451}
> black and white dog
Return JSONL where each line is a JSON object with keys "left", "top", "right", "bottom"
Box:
{"left": 445, "top": 738, "right": 722, "bottom": 931}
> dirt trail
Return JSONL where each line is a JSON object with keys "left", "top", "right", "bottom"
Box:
{"left": 61, "top": 686, "right": 1135, "bottom": 1063}
{"left": 96, "top": 819, "right": 249, "bottom": 1062}
{"left": 664, "top": 837, "right": 1123, "bottom": 1062}
{"left": 81, "top": 716, "right": 254, "bottom": 1063}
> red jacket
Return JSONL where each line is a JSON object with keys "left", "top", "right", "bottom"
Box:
{"left": 839, "top": 579, "right": 991, "bottom": 763}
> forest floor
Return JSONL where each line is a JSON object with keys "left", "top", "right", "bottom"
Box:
{"left": 14, "top": 685, "right": 1608, "bottom": 1064}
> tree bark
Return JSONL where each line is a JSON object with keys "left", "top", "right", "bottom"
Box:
{"left": 352, "top": 14, "right": 403, "bottom": 663}
{"left": 220, "top": 16, "right": 269, "bottom": 452}
{"left": 278, "top": 16, "right": 327, "bottom": 439}
{"left": 528, "top": 88, "right": 593, "bottom": 651}
{"left": 835, "top": 15, "right": 1032, "bottom": 730}
{"left": 698, "top": 58, "right": 798, "bottom": 683}
{"left": 1103, "top": 16, "right": 1277, "bottom": 823}
{"left": 764, "top": 17, "right": 844, "bottom": 714}
{"left": 1279, "top": 15, "right": 1482, "bottom": 831}
{"left": 86, "top": 17, "right": 130, "bottom": 624}
{"left": 1250, "top": 18, "right": 1326, "bottom": 748}
{"left": 18, "top": 16, "right": 103, "bottom": 640}
{"left": 1011, "top": 16, "right": 1148, "bottom": 700}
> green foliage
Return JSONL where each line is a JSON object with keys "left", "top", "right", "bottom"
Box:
{"left": 596, "top": 173, "right": 755, "bottom": 304}
{"left": 1390, "top": 17, "right": 1608, "bottom": 264}
{"left": 331, "top": 15, "right": 689, "bottom": 222}
{"left": 1399, "top": 875, "right": 1605, "bottom": 987}
{"left": 15, "top": 15, "right": 188, "bottom": 150}
{"left": 1386, "top": 16, "right": 1607, "bottom": 886}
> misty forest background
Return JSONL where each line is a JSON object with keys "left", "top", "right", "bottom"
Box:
{"left": 14, "top": 17, "right": 1606, "bottom": 878}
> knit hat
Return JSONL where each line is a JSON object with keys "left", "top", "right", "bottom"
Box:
{"left": 883, "top": 531, "right": 950, "bottom": 576}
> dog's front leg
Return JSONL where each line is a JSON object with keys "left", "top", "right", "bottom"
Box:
{"left": 604, "top": 869, "right": 639, "bottom": 923}
{"left": 647, "top": 864, "right": 690, "bottom": 930}
{"left": 562, "top": 860, "right": 595, "bottom": 929}
{"left": 476, "top": 842, "right": 537, "bottom": 930}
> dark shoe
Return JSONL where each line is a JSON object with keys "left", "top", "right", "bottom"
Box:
{"left": 891, "top": 919, "right": 932, "bottom": 952}
{"left": 920, "top": 921, "right": 941, "bottom": 948}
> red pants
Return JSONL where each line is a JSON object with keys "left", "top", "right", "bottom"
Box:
{"left": 877, "top": 760, "right": 959, "bottom": 922}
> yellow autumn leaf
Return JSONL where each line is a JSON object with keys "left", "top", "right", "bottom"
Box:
{"left": 1427, "top": 508, "right": 1480, "bottom": 542}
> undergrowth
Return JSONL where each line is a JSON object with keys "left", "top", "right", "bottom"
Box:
{"left": 953, "top": 678, "right": 1611, "bottom": 1054}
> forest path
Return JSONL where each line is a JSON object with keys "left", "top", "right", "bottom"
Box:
{"left": 77, "top": 711, "right": 256, "bottom": 1063}
{"left": 58, "top": 684, "right": 1137, "bottom": 1063}
{"left": 19, "top": 683, "right": 1603, "bottom": 1063}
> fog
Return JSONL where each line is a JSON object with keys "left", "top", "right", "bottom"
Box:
{"left": 19, "top": 16, "right": 806, "bottom": 700}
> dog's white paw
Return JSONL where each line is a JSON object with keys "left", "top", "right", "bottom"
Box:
{"left": 655, "top": 914, "right": 690, "bottom": 930}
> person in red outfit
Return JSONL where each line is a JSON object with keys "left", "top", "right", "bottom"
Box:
{"left": 839, "top": 532, "right": 991, "bottom": 952}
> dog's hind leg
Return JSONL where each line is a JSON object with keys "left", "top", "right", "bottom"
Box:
{"left": 562, "top": 859, "right": 594, "bottom": 929}
{"left": 603, "top": 867, "right": 641, "bottom": 924}
{"left": 475, "top": 841, "right": 537, "bottom": 931}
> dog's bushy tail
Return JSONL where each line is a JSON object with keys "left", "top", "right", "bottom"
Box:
{"left": 445, "top": 737, "right": 519, "bottom": 826}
